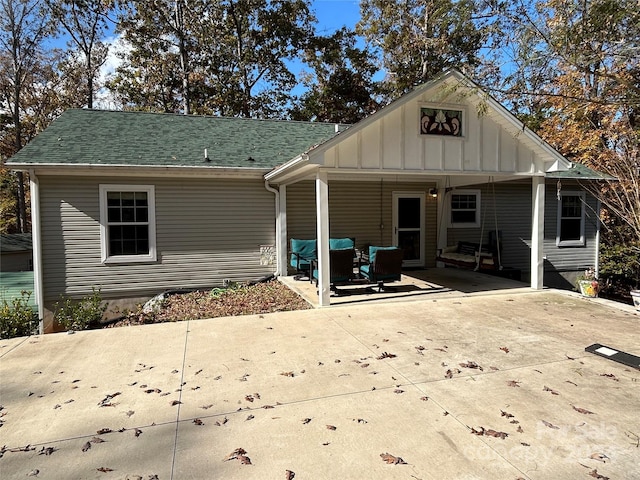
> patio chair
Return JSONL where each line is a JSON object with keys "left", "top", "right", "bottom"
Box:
{"left": 312, "top": 248, "right": 356, "bottom": 294}
{"left": 359, "top": 246, "right": 403, "bottom": 292}
{"left": 329, "top": 237, "right": 355, "bottom": 250}
{"left": 290, "top": 238, "right": 317, "bottom": 279}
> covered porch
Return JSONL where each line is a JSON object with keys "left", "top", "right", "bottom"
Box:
{"left": 265, "top": 70, "right": 571, "bottom": 306}
{"left": 280, "top": 267, "right": 533, "bottom": 308}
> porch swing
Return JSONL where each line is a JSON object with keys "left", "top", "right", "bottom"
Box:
{"left": 436, "top": 177, "right": 503, "bottom": 272}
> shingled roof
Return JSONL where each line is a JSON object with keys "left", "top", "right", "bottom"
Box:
{"left": 7, "top": 109, "right": 345, "bottom": 170}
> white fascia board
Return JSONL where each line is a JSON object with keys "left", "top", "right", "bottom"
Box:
{"left": 7, "top": 163, "right": 269, "bottom": 179}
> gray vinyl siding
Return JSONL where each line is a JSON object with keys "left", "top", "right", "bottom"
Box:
{"left": 543, "top": 179, "right": 599, "bottom": 288}
{"left": 286, "top": 180, "right": 438, "bottom": 269}
{"left": 39, "top": 175, "right": 276, "bottom": 302}
{"left": 446, "top": 181, "right": 533, "bottom": 274}
{"left": 446, "top": 179, "right": 599, "bottom": 285}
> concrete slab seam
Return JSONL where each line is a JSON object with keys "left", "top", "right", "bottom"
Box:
{"left": 169, "top": 319, "right": 191, "bottom": 480}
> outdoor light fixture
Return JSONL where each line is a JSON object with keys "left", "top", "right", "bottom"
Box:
{"left": 429, "top": 188, "right": 438, "bottom": 198}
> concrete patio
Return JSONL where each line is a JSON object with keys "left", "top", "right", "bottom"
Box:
{"left": 1, "top": 285, "right": 639, "bottom": 479}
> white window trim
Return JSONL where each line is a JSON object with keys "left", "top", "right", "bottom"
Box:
{"left": 448, "top": 189, "right": 481, "bottom": 228}
{"left": 556, "top": 191, "right": 586, "bottom": 247}
{"left": 99, "top": 184, "right": 157, "bottom": 264}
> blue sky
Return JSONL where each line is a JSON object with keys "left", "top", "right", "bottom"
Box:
{"left": 312, "top": 0, "right": 361, "bottom": 35}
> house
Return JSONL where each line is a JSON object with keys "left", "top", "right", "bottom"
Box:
{"left": 0, "top": 233, "right": 33, "bottom": 272}
{"left": 7, "top": 70, "right": 606, "bottom": 333}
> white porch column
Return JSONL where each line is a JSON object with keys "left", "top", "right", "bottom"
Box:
{"left": 531, "top": 176, "right": 545, "bottom": 289}
{"left": 277, "top": 184, "right": 287, "bottom": 276}
{"left": 316, "top": 171, "right": 331, "bottom": 306}
{"left": 29, "top": 171, "right": 44, "bottom": 334}
{"left": 436, "top": 182, "right": 448, "bottom": 268}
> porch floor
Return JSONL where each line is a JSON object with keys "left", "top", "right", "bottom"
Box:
{"left": 280, "top": 266, "right": 534, "bottom": 307}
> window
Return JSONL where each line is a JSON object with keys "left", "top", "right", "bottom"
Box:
{"left": 100, "top": 185, "right": 156, "bottom": 263}
{"left": 449, "top": 190, "right": 481, "bottom": 228}
{"left": 557, "top": 192, "right": 585, "bottom": 246}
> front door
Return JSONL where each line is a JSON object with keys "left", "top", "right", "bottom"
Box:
{"left": 392, "top": 192, "right": 425, "bottom": 267}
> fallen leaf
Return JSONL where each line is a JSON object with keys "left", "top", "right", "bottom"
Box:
{"left": 201, "top": 404, "right": 213, "bottom": 409}
{"left": 38, "top": 446, "right": 55, "bottom": 456}
{"left": 599, "top": 373, "right": 619, "bottom": 382}
{"left": 590, "top": 453, "right": 609, "bottom": 463}
{"left": 543, "top": 386, "right": 560, "bottom": 395}
{"left": 500, "top": 346, "right": 510, "bottom": 353}
{"left": 224, "top": 448, "right": 247, "bottom": 461}
{"left": 380, "top": 452, "right": 407, "bottom": 465}
{"left": 171, "top": 400, "right": 182, "bottom": 406}
{"left": 517, "top": 425, "right": 524, "bottom": 433}
{"left": 394, "top": 389, "right": 404, "bottom": 394}
{"left": 27, "top": 469, "right": 39, "bottom": 476}
{"left": 506, "top": 380, "right": 521, "bottom": 387}
{"left": 224, "top": 447, "right": 251, "bottom": 464}
{"left": 541, "top": 420, "right": 560, "bottom": 429}
{"left": 134, "top": 428, "right": 143, "bottom": 437}
{"left": 215, "top": 417, "right": 228, "bottom": 426}
{"left": 246, "top": 415, "right": 254, "bottom": 421}
{"left": 91, "top": 437, "right": 105, "bottom": 443}
{"left": 193, "top": 418, "right": 204, "bottom": 425}
{"left": 588, "top": 469, "right": 609, "bottom": 479}
{"left": 98, "top": 392, "right": 121, "bottom": 407}
{"left": 302, "top": 418, "right": 312, "bottom": 424}
{"left": 96, "top": 467, "right": 113, "bottom": 472}
{"left": 125, "top": 410, "right": 135, "bottom": 417}
{"left": 420, "top": 396, "right": 429, "bottom": 401}
{"left": 280, "top": 371, "right": 295, "bottom": 377}
{"left": 459, "top": 361, "right": 483, "bottom": 371}
{"left": 81, "top": 441, "right": 91, "bottom": 452}
{"left": 377, "top": 352, "right": 397, "bottom": 360}
{"left": 286, "top": 470, "right": 295, "bottom": 480}
{"left": 470, "top": 427, "right": 508, "bottom": 439}
{"left": 326, "top": 424, "right": 337, "bottom": 430}
{"left": 572, "top": 405, "right": 595, "bottom": 415}
{"left": 500, "top": 410, "right": 514, "bottom": 418}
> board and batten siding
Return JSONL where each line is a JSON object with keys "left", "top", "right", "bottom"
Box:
{"left": 286, "top": 180, "right": 438, "bottom": 269}
{"left": 39, "top": 175, "right": 276, "bottom": 302}
{"left": 320, "top": 88, "right": 543, "bottom": 176}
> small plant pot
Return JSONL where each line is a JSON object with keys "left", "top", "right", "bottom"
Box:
{"left": 631, "top": 290, "right": 640, "bottom": 311}
{"left": 578, "top": 279, "right": 599, "bottom": 298}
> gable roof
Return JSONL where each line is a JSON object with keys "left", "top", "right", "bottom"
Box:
{"left": 266, "top": 69, "right": 574, "bottom": 183}
{"left": 7, "top": 109, "right": 345, "bottom": 171}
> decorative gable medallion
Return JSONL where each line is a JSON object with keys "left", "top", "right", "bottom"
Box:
{"left": 420, "top": 107, "right": 463, "bottom": 137}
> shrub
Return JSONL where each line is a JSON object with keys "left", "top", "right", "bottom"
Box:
{"left": 0, "top": 290, "right": 39, "bottom": 339}
{"left": 54, "top": 287, "right": 108, "bottom": 331}
{"left": 599, "top": 241, "right": 640, "bottom": 300}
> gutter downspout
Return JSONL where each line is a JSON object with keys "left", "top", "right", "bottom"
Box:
{"left": 595, "top": 198, "right": 601, "bottom": 279}
{"left": 29, "top": 170, "right": 44, "bottom": 334}
{"left": 264, "top": 181, "right": 281, "bottom": 276}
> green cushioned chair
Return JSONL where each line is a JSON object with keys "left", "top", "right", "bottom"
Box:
{"left": 359, "top": 246, "right": 403, "bottom": 292}
{"left": 312, "top": 248, "right": 356, "bottom": 294}
{"left": 290, "top": 239, "right": 317, "bottom": 279}
{"left": 329, "top": 237, "right": 355, "bottom": 250}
